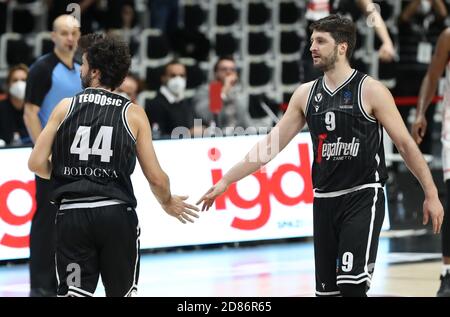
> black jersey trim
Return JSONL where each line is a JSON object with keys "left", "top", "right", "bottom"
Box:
{"left": 121, "top": 101, "right": 136, "bottom": 143}
{"left": 57, "top": 97, "right": 75, "bottom": 131}
{"left": 357, "top": 75, "right": 377, "bottom": 123}
{"left": 322, "top": 69, "right": 357, "bottom": 96}
{"left": 304, "top": 79, "right": 319, "bottom": 118}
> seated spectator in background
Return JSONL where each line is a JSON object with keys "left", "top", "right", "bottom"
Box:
{"left": 0, "top": 64, "right": 31, "bottom": 147}
{"left": 116, "top": 73, "right": 141, "bottom": 103}
{"left": 106, "top": 1, "right": 140, "bottom": 56}
{"left": 193, "top": 56, "right": 251, "bottom": 133}
{"left": 145, "top": 61, "right": 197, "bottom": 139}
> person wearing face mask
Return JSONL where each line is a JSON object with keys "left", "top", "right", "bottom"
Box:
{"left": 144, "top": 61, "right": 196, "bottom": 139}
{"left": 0, "top": 64, "right": 31, "bottom": 146}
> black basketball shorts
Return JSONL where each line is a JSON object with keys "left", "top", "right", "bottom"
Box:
{"left": 313, "top": 187, "right": 385, "bottom": 297}
{"left": 55, "top": 204, "right": 140, "bottom": 297}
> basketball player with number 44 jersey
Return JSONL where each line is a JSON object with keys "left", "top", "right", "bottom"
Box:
{"left": 197, "top": 15, "right": 443, "bottom": 297}
{"left": 28, "top": 33, "right": 200, "bottom": 297}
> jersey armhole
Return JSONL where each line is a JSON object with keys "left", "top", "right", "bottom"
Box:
{"left": 57, "top": 97, "right": 75, "bottom": 131}
{"left": 122, "top": 101, "right": 137, "bottom": 143}
{"left": 358, "top": 75, "right": 377, "bottom": 123}
{"left": 304, "top": 79, "right": 319, "bottom": 118}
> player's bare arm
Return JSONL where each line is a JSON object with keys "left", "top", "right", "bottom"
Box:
{"left": 23, "top": 102, "right": 44, "bottom": 143}
{"left": 412, "top": 28, "right": 450, "bottom": 144}
{"left": 196, "top": 81, "right": 314, "bottom": 211}
{"left": 363, "top": 77, "right": 444, "bottom": 234}
{"left": 127, "top": 103, "right": 199, "bottom": 223}
{"left": 28, "top": 98, "right": 71, "bottom": 179}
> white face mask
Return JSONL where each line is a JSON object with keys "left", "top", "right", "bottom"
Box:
{"left": 420, "top": 0, "right": 431, "bottom": 14}
{"left": 9, "top": 80, "right": 26, "bottom": 100}
{"left": 166, "top": 76, "right": 186, "bottom": 96}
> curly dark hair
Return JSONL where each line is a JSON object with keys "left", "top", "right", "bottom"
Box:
{"left": 310, "top": 14, "right": 356, "bottom": 60}
{"left": 78, "top": 33, "right": 131, "bottom": 90}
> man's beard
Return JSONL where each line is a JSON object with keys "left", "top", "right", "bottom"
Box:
{"left": 81, "top": 71, "right": 92, "bottom": 89}
{"left": 314, "top": 46, "right": 338, "bottom": 72}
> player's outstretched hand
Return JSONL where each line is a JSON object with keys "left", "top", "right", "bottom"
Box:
{"left": 196, "top": 179, "right": 229, "bottom": 212}
{"left": 162, "top": 195, "right": 200, "bottom": 224}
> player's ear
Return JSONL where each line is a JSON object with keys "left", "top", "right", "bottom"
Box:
{"left": 92, "top": 69, "right": 100, "bottom": 78}
{"left": 339, "top": 42, "right": 348, "bottom": 56}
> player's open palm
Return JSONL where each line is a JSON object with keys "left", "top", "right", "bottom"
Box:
{"left": 162, "top": 195, "right": 200, "bottom": 224}
{"left": 196, "top": 179, "right": 229, "bottom": 211}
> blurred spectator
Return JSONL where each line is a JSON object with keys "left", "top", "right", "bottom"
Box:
{"left": 116, "top": 73, "right": 142, "bottom": 103}
{"left": 193, "top": 56, "right": 251, "bottom": 133}
{"left": 0, "top": 64, "right": 31, "bottom": 147}
{"left": 301, "top": 0, "right": 396, "bottom": 82}
{"left": 106, "top": 1, "right": 140, "bottom": 56}
{"left": 395, "top": 0, "right": 447, "bottom": 154}
{"left": 148, "top": 0, "right": 179, "bottom": 35}
{"left": 145, "top": 61, "right": 197, "bottom": 139}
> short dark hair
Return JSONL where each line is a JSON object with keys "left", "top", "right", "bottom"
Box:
{"left": 78, "top": 33, "right": 131, "bottom": 90}
{"left": 309, "top": 14, "right": 356, "bottom": 60}
{"left": 213, "top": 56, "right": 235, "bottom": 73}
{"left": 163, "top": 60, "right": 185, "bottom": 76}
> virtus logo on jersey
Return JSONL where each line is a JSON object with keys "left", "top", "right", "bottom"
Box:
{"left": 0, "top": 180, "right": 36, "bottom": 248}
{"left": 208, "top": 143, "right": 313, "bottom": 230}
{"left": 317, "top": 136, "right": 360, "bottom": 162}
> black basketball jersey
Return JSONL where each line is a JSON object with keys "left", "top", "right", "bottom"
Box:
{"left": 305, "top": 70, "right": 387, "bottom": 193}
{"left": 51, "top": 87, "right": 137, "bottom": 207}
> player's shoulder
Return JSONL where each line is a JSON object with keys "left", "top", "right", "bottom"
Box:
{"left": 293, "top": 80, "right": 319, "bottom": 103}
{"left": 126, "top": 103, "right": 146, "bottom": 122}
{"left": 442, "top": 27, "right": 450, "bottom": 38}
{"left": 296, "top": 80, "right": 317, "bottom": 95}
{"left": 361, "top": 76, "right": 386, "bottom": 93}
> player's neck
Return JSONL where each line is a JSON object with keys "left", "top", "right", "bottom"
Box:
{"left": 53, "top": 48, "right": 74, "bottom": 68}
{"left": 323, "top": 63, "right": 353, "bottom": 91}
{"left": 89, "top": 82, "right": 112, "bottom": 92}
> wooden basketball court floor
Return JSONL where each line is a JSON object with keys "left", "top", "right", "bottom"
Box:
{"left": 0, "top": 230, "right": 443, "bottom": 297}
